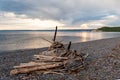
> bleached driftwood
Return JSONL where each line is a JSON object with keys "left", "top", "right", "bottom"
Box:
{"left": 48, "top": 41, "right": 64, "bottom": 50}
{"left": 33, "top": 55, "right": 68, "bottom": 62}
{"left": 10, "top": 49, "right": 86, "bottom": 75}
{"left": 10, "top": 62, "right": 63, "bottom": 75}
{"left": 14, "top": 62, "right": 55, "bottom": 68}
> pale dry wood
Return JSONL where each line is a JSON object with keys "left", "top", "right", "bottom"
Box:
{"left": 14, "top": 62, "right": 55, "bottom": 68}
{"left": 10, "top": 62, "right": 63, "bottom": 75}
{"left": 43, "top": 71, "right": 64, "bottom": 75}
{"left": 60, "top": 41, "right": 72, "bottom": 57}
{"left": 40, "top": 50, "right": 57, "bottom": 56}
{"left": 11, "top": 51, "right": 85, "bottom": 75}
{"left": 41, "top": 37, "right": 53, "bottom": 43}
{"left": 33, "top": 55, "right": 68, "bottom": 62}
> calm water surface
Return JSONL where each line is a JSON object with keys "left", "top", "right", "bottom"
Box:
{"left": 0, "top": 30, "right": 120, "bottom": 52}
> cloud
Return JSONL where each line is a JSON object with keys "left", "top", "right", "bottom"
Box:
{"left": 0, "top": 0, "right": 31, "bottom": 13}
{"left": 0, "top": 0, "right": 120, "bottom": 29}
{"left": 0, "top": 12, "right": 65, "bottom": 30}
{"left": 77, "top": 15, "right": 119, "bottom": 29}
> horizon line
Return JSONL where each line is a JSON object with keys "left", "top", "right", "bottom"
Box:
{"left": 0, "top": 29, "right": 94, "bottom": 31}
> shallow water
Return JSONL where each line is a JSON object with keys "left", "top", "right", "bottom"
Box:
{"left": 0, "top": 30, "right": 120, "bottom": 51}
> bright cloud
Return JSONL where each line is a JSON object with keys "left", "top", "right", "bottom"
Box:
{"left": 75, "top": 15, "right": 119, "bottom": 29}
{"left": 0, "top": 12, "right": 65, "bottom": 30}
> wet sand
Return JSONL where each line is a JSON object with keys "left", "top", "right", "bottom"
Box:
{"left": 0, "top": 37, "right": 120, "bottom": 80}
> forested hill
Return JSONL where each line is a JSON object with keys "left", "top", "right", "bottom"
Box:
{"left": 97, "top": 27, "right": 120, "bottom": 32}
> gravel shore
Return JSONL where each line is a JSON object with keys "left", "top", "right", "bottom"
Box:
{"left": 0, "top": 37, "right": 120, "bottom": 80}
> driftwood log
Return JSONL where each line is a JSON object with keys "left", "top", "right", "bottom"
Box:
{"left": 10, "top": 49, "right": 86, "bottom": 75}
{"left": 10, "top": 62, "right": 63, "bottom": 75}
{"left": 33, "top": 55, "right": 68, "bottom": 62}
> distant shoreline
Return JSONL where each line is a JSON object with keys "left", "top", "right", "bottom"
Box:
{"left": 95, "top": 27, "right": 120, "bottom": 32}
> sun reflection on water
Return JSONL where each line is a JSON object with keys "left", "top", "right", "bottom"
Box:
{"left": 75, "top": 32, "right": 103, "bottom": 42}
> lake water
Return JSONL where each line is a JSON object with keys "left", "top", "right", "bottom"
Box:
{"left": 0, "top": 30, "right": 120, "bottom": 52}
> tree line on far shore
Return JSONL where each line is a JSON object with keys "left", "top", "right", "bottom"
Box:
{"left": 97, "top": 26, "right": 120, "bottom": 32}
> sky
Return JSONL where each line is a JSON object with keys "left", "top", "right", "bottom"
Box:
{"left": 0, "top": 0, "right": 120, "bottom": 30}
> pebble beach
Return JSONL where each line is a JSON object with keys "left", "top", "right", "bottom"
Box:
{"left": 0, "top": 37, "right": 120, "bottom": 80}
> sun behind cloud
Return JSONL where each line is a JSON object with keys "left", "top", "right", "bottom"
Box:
{"left": 80, "top": 24, "right": 89, "bottom": 29}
